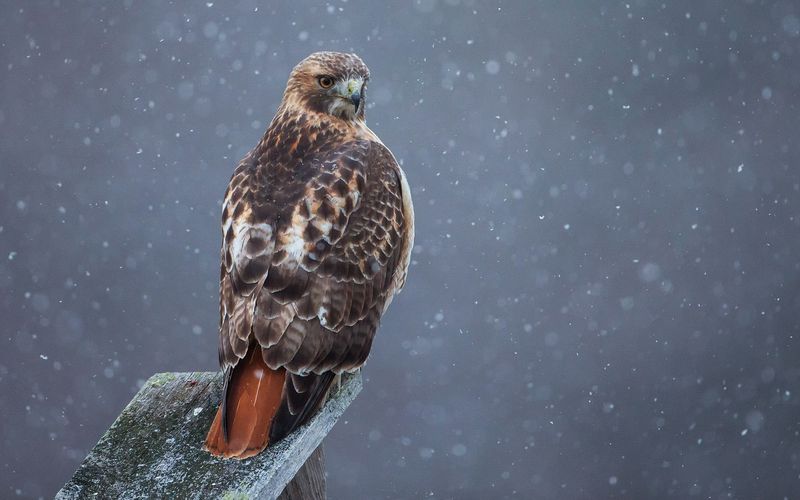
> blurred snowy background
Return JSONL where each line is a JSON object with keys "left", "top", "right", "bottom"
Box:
{"left": 2, "top": 1, "right": 800, "bottom": 498}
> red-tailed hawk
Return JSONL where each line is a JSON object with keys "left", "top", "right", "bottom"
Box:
{"left": 204, "top": 52, "right": 414, "bottom": 459}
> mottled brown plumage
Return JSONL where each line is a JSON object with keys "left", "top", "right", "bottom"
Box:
{"left": 204, "top": 52, "right": 414, "bottom": 459}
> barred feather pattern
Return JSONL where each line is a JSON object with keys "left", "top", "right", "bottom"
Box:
{"left": 220, "top": 138, "right": 411, "bottom": 377}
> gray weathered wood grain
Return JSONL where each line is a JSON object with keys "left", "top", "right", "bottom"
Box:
{"left": 276, "top": 446, "right": 325, "bottom": 500}
{"left": 56, "top": 370, "right": 362, "bottom": 500}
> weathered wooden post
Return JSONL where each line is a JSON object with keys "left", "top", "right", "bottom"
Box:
{"left": 56, "top": 371, "right": 362, "bottom": 499}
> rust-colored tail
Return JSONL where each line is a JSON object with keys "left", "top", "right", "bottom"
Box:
{"left": 204, "top": 345, "right": 285, "bottom": 459}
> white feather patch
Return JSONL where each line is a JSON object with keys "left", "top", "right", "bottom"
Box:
{"left": 282, "top": 214, "right": 307, "bottom": 264}
{"left": 317, "top": 306, "right": 328, "bottom": 327}
{"left": 231, "top": 222, "right": 273, "bottom": 264}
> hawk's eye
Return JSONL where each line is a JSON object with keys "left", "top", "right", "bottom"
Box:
{"left": 318, "top": 76, "right": 334, "bottom": 89}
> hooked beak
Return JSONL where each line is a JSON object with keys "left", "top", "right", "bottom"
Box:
{"left": 350, "top": 91, "right": 361, "bottom": 112}
{"left": 340, "top": 78, "right": 362, "bottom": 112}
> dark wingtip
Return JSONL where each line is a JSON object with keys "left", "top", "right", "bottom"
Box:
{"left": 268, "top": 371, "right": 336, "bottom": 444}
{"left": 221, "top": 367, "right": 231, "bottom": 442}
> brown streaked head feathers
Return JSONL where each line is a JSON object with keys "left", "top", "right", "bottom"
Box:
{"left": 280, "top": 51, "right": 370, "bottom": 120}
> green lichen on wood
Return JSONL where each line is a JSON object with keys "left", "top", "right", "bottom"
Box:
{"left": 146, "top": 371, "right": 179, "bottom": 387}
{"left": 56, "top": 370, "right": 362, "bottom": 500}
{"left": 221, "top": 491, "right": 251, "bottom": 500}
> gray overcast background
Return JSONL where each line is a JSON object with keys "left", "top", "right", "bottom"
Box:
{"left": 2, "top": 1, "right": 799, "bottom": 498}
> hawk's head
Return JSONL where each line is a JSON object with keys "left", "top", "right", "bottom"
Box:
{"left": 283, "top": 52, "right": 370, "bottom": 121}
